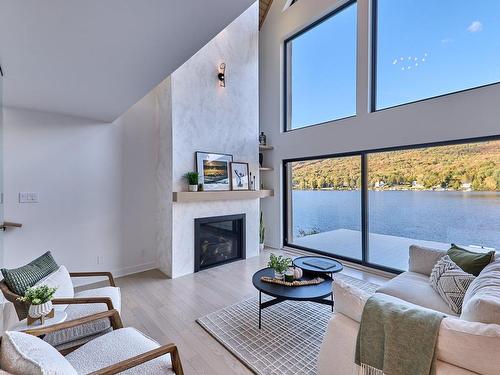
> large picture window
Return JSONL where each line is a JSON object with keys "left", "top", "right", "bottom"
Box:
{"left": 285, "top": 138, "right": 500, "bottom": 272}
{"left": 285, "top": 1, "right": 357, "bottom": 130}
{"left": 374, "top": 0, "right": 500, "bottom": 110}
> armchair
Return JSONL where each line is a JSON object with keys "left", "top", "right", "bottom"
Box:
{"left": 1, "top": 310, "right": 184, "bottom": 375}
{"left": 1, "top": 270, "right": 121, "bottom": 352}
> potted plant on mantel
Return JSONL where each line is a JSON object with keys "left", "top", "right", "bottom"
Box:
{"left": 259, "top": 211, "right": 265, "bottom": 252}
{"left": 18, "top": 285, "right": 57, "bottom": 325}
{"left": 184, "top": 172, "right": 199, "bottom": 192}
{"left": 268, "top": 253, "right": 292, "bottom": 281}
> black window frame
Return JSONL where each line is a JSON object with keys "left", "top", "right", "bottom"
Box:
{"left": 283, "top": 134, "right": 500, "bottom": 274}
{"left": 371, "top": 0, "right": 500, "bottom": 112}
{"left": 283, "top": 0, "right": 358, "bottom": 132}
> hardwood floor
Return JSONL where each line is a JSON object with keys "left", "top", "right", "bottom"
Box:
{"left": 111, "top": 249, "right": 388, "bottom": 375}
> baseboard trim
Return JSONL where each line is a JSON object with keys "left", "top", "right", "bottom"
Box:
{"left": 73, "top": 261, "right": 158, "bottom": 288}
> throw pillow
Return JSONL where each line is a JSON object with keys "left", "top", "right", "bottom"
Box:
{"left": 429, "top": 255, "right": 459, "bottom": 291}
{"left": 34, "top": 265, "right": 74, "bottom": 311}
{"left": 447, "top": 244, "right": 495, "bottom": 276}
{"left": 435, "top": 268, "right": 475, "bottom": 314}
{"left": 0, "top": 331, "right": 77, "bottom": 375}
{"left": 1, "top": 251, "right": 58, "bottom": 296}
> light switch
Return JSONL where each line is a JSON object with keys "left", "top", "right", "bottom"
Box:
{"left": 19, "top": 192, "right": 39, "bottom": 203}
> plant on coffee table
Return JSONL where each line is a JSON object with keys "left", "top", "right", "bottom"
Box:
{"left": 268, "top": 253, "right": 292, "bottom": 280}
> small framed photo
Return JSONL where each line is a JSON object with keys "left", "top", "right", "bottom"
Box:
{"left": 196, "top": 152, "right": 233, "bottom": 191}
{"left": 230, "top": 162, "right": 250, "bottom": 191}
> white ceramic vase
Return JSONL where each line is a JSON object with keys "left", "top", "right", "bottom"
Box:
{"left": 28, "top": 301, "right": 53, "bottom": 319}
{"left": 274, "top": 271, "right": 284, "bottom": 281}
{"left": 188, "top": 185, "right": 198, "bottom": 192}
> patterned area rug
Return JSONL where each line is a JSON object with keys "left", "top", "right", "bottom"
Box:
{"left": 197, "top": 273, "right": 378, "bottom": 375}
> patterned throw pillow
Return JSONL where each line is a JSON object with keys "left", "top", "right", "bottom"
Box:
{"left": 429, "top": 255, "right": 459, "bottom": 290}
{"left": 1, "top": 251, "right": 59, "bottom": 296}
{"left": 435, "top": 268, "right": 475, "bottom": 314}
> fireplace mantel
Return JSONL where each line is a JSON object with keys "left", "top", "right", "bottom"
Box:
{"left": 172, "top": 190, "right": 273, "bottom": 202}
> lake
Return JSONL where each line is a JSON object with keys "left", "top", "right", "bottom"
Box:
{"left": 292, "top": 190, "right": 500, "bottom": 250}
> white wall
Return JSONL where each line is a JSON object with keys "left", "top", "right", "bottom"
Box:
{"left": 3, "top": 89, "right": 159, "bottom": 281}
{"left": 259, "top": 0, "right": 500, "bottom": 249}
{"left": 157, "top": 3, "right": 260, "bottom": 278}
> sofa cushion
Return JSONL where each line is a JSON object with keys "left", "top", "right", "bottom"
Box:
{"left": 44, "top": 286, "right": 121, "bottom": 348}
{"left": 461, "top": 258, "right": 500, "bottom": 324}
{"left": 408, "top": 245, "right": 446, "bottom": 276}
{"left": 435, "top": 268, "right": 475, "bottom": 314}
{"left": 0, "top": 331, "right": 77, "bottom": 375}
{"left": 66, "top": 327, "right": 173, "bottom": 374}
{"left": 447, "top": 244, "right": 495, "bottom": 276}
{"left": 1, "top": 251, "right": 59, "bottom": 296}
{"left": 34, "top": 265, "right": 74, "bottom": 311}
{"left": 437, "top": 317, "right": 500, "bottom": 375}
{"left": 376, "top": 272, "right": 458, "bottom": 316}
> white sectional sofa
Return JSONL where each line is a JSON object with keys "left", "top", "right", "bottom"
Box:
{"left": 318, "top": 246, "right": 500, "bottom": 375}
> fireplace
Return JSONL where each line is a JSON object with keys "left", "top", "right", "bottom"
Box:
{"left": 194, "top": 214, "right": 246, "bottom": 272}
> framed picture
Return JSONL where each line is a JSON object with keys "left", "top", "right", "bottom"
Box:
{"left": 196, "top": 152, "right": 233, "bottom": 191}
{"left": 230, "top": 162, "right": 250, "bottom": 190}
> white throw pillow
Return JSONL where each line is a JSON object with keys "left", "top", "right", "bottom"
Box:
{"left": 429, "top": 255, "right": 459, "bottom": 289}
{"left": 435, "top": 268, "right": 475, "bottom": 314}
{"left": 461, "top": 258, "right": 500, "bottom": 324}
{"left": 35, "top": 265, "right": 74, "bottom": 311}
{"left": 0, "top": 331, "right": 77, "bottom": 375}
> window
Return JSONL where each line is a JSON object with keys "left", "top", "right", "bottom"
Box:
{"left": 375, "top": 0, "right": 500, "bottom": 110}
{"left": 285, "top": 2, "right": 357, "bottom": 130}
{"left": 287, "top": 155, "right": 362, "bottom": 260}
{"left": 284, "top": 139, "right": 500, "bottom": 272}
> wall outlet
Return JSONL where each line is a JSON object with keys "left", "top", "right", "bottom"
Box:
{"left": 97, "top": 255, "right": 104, "bottom": 265}
{"left": 19, "top": 192, "right": 39, "bottom": 203}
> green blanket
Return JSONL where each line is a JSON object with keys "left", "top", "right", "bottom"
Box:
{"left": 355, "top": 293, "right": 445, "bottom": 375}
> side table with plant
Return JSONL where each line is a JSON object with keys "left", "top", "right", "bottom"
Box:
{"left": 268, "top": 253, "right": 292, "bottom": 280}
{"left": 18, "top": 285, "right": 57, "bottom": 325}
{"left": 184, "top": 172, "right": 199, "bottom": 192}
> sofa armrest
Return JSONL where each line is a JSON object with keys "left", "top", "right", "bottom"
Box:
{"left": 408, "top": 245, "right": 446, "bottom": 275}
{"left": 333, "top": 279, "right": 372, "bottom": 323}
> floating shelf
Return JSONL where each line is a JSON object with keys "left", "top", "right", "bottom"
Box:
{"left": 173, "top": 190, "right": 274, "bottom": 202}
{"left": 259, "top": 167, "right": 273, "bottom": 171}
{"left": 259, "top": 145, "right": 274, "bottom": 151}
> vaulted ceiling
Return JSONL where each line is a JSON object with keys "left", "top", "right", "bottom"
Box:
{"left": 0, "top": 0, "right": 255, "bottom": 122}
{"left": 259, "top": 0, "right": 273, "bottom": 29}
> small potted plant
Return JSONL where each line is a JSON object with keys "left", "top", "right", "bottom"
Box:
{"left": 184, "top": 172, "right": 199, "bottom": 192}
{"left": 259, "top": 211, "right": 265, "bottom": 252}
{"left": 18, "top": 285, "right": 57, "bottom": 324}
{"left": 268, "top": 253, "right": 292, "bottom": 281}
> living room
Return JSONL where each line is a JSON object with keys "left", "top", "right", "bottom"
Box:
{"left": 0, "top": 0, "right": 498, "bottom": 374}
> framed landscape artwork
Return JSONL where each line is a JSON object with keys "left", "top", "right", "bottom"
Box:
{"left": 196, "top": 152, "right": 233, "bottom": 191}
{"left": 230, "top": 162, "right": 250, "bottom": 190}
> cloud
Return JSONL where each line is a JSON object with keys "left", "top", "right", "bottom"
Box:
{"left": 467, "top": 21, "right": 483, "bottom": 33}
{"left": 441, "top": 38, "right": 454, "bottom": 44}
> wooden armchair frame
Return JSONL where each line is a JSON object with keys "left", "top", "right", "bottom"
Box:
{"left": 25, "top": 310, "right": 184, "bottom": 375}
{"left": 0, "top": 272, "right": 117, "bottom": 320}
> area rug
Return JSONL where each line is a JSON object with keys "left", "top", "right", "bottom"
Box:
{"left": 197, "top": 273, "right": 378, "bottom": 375}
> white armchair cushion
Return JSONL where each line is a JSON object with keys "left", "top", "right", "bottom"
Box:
{"left": 409, "top": 245, "right": 446, "bottom": 276}
{"left": 0, "top": 331, "right": 77, "bottom": 375}
{"left": 44, "top": 286, "right": 121, "bottom": 349}
{"left": 34, "top": 265, "right": 74, "bottom": 311}
{"left": 461, "top": 258, "right": 500, "bottom": 324}
{"left": 66, "top": 327, "right": 174, "bottom": 374}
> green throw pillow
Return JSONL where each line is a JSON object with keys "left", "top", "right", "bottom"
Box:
{"left": 1, "top": 251, "right": 58, "bottom": 296}
{"left": 447, "top": 244, "right": 494, "bottom": 277}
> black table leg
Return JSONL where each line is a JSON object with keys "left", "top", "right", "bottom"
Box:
{"left": 331, "top": 292, "right": 334, "bottom": 312}
{"left": 259, "top": 291, "right": 262, "bottom": 329}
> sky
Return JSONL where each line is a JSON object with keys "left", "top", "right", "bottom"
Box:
{"left": 290, "top": 0, "right": 500, "bottom": 129}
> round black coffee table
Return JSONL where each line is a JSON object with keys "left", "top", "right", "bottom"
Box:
{"left": 293, "top": 256, "right": 343, "bottom": 275}
{"left": 252, "top": 267, "right": 333, "bottom": 329}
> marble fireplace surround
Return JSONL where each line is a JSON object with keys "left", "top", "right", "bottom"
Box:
{"left": 155, "top": 3, "right": 259, "bottom": 279}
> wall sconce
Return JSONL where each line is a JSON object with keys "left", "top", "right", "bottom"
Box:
{"left": 218, "top": 63, "right": 226, "bottom": 87}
